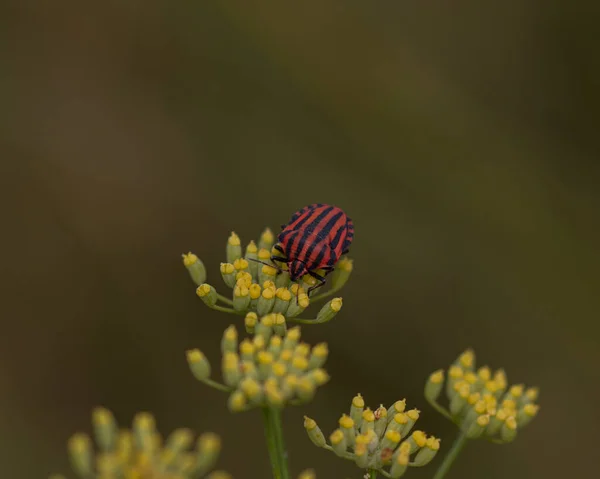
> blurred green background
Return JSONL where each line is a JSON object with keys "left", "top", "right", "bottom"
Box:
{"left": 1, "top": 1, "right": 599, "bottom": 478}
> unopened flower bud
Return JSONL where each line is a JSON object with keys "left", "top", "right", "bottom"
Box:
{"left": 221, "top": 325, "right": 238, "bottom": 354}
{"left": 381, "top": 429, "right": 401, "bottom": 452}
{"left": 259, "top": 228, "right": 274, "bottom": 251}
{"left": 304, "top": 416, "right": 326, "bottom": 447}
{"left": 374, "top": 405, "right": 388, "bottom": 438}
{"left": 257, "top": 287, "right": 276, "bottom": 316}
{"left": 259, "top": 264, "right": 278, "bottom": 286}
{"left": 390, "top": 449, "right": 409, "bottom": 478}
{"left": 501, "top": 416, "right": 518, "bottom": 442}
{"left": 405, "top": 430, "right": 427, "bottom": 454}
{"left": 308, "top": 342, "right": 329, "bottom": 369}
{"left": 517, "top": 403, "right": 539, "bottom": 428}
{"left": 296, "top": 377, "right": 316, "bottom": 402}
{"left": 330, "top": 429, "right": 347, "bottom": 457}
{"left": 387, "top": 399, "right": 406, "bottom": 422}
{"left": 273, "top": 287, "right": 292, "bottom": 314}
{"left": 273, "top": 313, "right": 287, "bottom": 336}
{"left": 286, "top": 292, "right": 309, "bottom": 317}
{"left": 283, "top": 326, "right": 301, "bottom": 350}
{"left": 354, "top": 443, "right": 369, "bottom": 469}
{"left": 92, "top": 407, "right": 117, "bottom": 452}
{"left": 402, "top": 409, "right": 420, "bottom": 437}
{"left": 360, "top": 408, "right": 375, "bottom": 435}
{"left": 183, "top": 252, "right": 207, "bottom": 286}
{"left": 219, "top": 263, "right": 236, "bottom": 288}
{"left": 196, "top": 432, "right": 221, "bottom": 474}
{"left": 339, "top": 414, "right": 355, "bottom": 447}
{"left": 255, "top": 314, "right": 275, "bottom": 342}
{"left": 450, "top": 383, "right": 470, "bottom": 416}
{"left": 222, "top": 352, "right": 241, "bottom": 387}
{"left": 245, "top": 240, "right": 259, "bottom": 277}
{"left": 68, "top": 433, "right": 93, "bottom": 477}
{"left": 425, "top": 369, "right": 444, "bottom": 402}
{"left": 186, "top": 349, "right": 211, "bottom": 381}
{"left": 226, "top": 232, "right": 242, "bottom": 263}
{"left": 331, "top": 257, "right": 353, "bottom": 290}
{"left": 244, "top": 312, "right": 257, "bottom": 334}
{"left": 196, "top": 283, "right": 218, "bottom": 306}
{"left": 466, "top": 414, "right": 489, "bottom": 439}
{"left": 315, "top": 297, "right": 342, "bottom": 323}
{"left": 350, "top": 393, "right": 365, "bottom": 428}
{"left": 232, "top": 284, "right": 250, "bottom": 313}
{"left": 413, "top": 436, "right": 440, "bottom": 466}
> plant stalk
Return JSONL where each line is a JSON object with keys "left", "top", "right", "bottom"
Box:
{"left": 261, "top": 407, "right": 289, "bottom": 479}
{"left": 432, "top": 431, "right": 468, "bottom": 479}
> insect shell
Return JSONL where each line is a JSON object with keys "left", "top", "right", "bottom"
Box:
{"left": 272, "top": 203, "right": 354, "bottom": 295}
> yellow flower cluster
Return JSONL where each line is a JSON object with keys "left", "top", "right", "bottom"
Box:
{"left": 187, "top": 324, "right": 330, "bottom": 411}
{"left": 304, "top": 394, "right": 440, "bottom": 478}
{"left": 50, "top": 408, "right": 228, "bottom": 479}
{"left": 186, "top": 228, "right": 353, "bottom": 327}
{"left": 425, "top": 349, "right": 540, "bottom": 442}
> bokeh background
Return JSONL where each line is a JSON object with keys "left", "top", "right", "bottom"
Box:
{"left": 2, "top": 1, "right": 599, "bottom": 478}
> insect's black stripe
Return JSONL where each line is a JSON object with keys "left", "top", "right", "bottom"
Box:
{"left": 300, "top": 208, "right": 340, "bottom": 261}
{"left": 286, "top": 229, "right": 302, "bottom": 257}
{"left": 295, "top": 205, "right": 333, "bottom": 232}
{"left": 329, "top": 222, "right": 347, "bottom": 251}
{"left": 309, "top": 240, "right": 329, "bottom": 270}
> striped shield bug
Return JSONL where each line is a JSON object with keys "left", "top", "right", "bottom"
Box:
{"left": 270, "top": 203, "right": 354, "bottom": 296}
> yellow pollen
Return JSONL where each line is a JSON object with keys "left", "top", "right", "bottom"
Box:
{"left": 220, "top": 262, "right": 235, "bottom": 274}
{"left": 258, "top": 248, "right": 271, "bottom": 260}
{"left": 430, "top": 369, "right": 444, "bottom": 384}
{"left": 246, "top": 240, "right": 258, "bottom": 254}
{"left": 228, "top": 232, "right": 241, "bottom": 246}
{"left": 196, "top": 284, "right": 211, "bottom": 297}
{"left": 182, "top": 252, "right": 198, "bottom": 266}
{"left": 352, "top": 393, "right": 365, "bottom": 408}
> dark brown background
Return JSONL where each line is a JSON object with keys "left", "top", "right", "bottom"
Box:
{"left": 1, "top": 2, "right": 598, "bottom": 478}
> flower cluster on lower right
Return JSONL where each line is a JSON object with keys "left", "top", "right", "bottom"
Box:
{"left": 304, "top": 394, "right": 440, "bottom": 478}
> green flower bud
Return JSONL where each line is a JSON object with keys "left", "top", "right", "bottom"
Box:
{"left": 387, "top": 399, "right": 406, "bottom": 422}
{"left": 196, "top": 432, "right": 221, "bottom": 475}
{"left": 390, "top": 449, "right": 409, "bottom": 478}
{"left": 381, "top": 429, "right": 401, "bottom": 452}
{"left": 259, "top": 228, "right": 275, "bottom": 251}
{"left": 133, "top": 412, "right": 156, "bottom": 451}
{"left": 296, "top": 377, "right": 316, "bottom": 402}
{"left": 338, "top": 414, "right": 356, "bottom": 447}
{"left": 227, "top": 390, "right": 247, "bottom": 412}
{"left": 308, "top": 343, "right": 329, "bottom": 369}
{"left": 257, "top": 287, "right": 276, "bottom": 316}
{"left": 273, "top": 313, "right": 287, "bottom": 336}
{"left": 517, "top": 403, "right": 539, "bottom": 428}
{"left": 425, "top": 369, "right": 445, "bottom": 402}
{"left": 222, "top": 352, "right": 241, "bottom": 387}
{"left": 404, "top": 430, "right": 427, "bottom": 454}
{"left": 501, "top": 416, "right": 518, "bottom": 442}
{"left": 286, "top": 291, "right": 309, "bottom": 317}
{"left": 245, "top": 240, "right": 259, "bottom": 278}
{"left": 360, "top": 408, "right": 375, "bottom": 435}
{"left": 256, "top": 351, "right": 274, "bottom": 380}
{"left": 240, "top": 377, "right": 263, "bottom": 405}
{"left": 413, "top": 436, "right": 440, "bottom": 466}
{"left": 330, "top": 429, "right": 347, "bottom": 457}
{"left": 268, "top": 335, "right": 283, "bottom": 357}
{"left": 450, "top": 383, "right": 470, "bottom": 416}
{"left": 315, "top": 297, "right": 342, "bottom": 323}
{"left": 304, "top": 416, "right": 326, "bottom": 447}
{"left": 354, "top": 443, "right": 369, "bottom": 469}
{"left": 259, "top": 264, "right": 278, "bottom": 286}
{"left": 165, "top": 428, "right": 193, "bottom": 456}
{"left": 226, "top": 232, "right": 242, "bottom": 263}
{"left": 220, "top": 325, "right": 238, "bottom": 354}
{"left": 255, "top": 314, "right": 274, "bottom": 342}
{"left": 401, "top": 408, "right": 420, "bottom": 437}
{"left": 244, "top": 312, "right": 258, "bottom": 334}
{"left": 465, "top": 414, "right": 489, "bottom": 439}
{"left": 374, "top": 405, "right": 388, "bottom": 438}
{"left": 183, "top": 252, "right": 207, "bottom": 286}
{"left": 196, "top": 283, "right": 218, "bottom": 307}
{"left": 68, "top": 433, "right": 93, "bottom": 477}
{"left": 186, "top": 349, "right": 211, "bottom": 381}
{"left": 218, "top": 262, "right": 236, "bottom": 288}
{"left": 446, "top": 365, "right": 464, "bottom": 399}
{"left": 331, "top": 257, "right": 353, "bottom": 289}
{"left": 275, "top": 271, "right": 291, "bottom": 288}
{"left": 307, "top": 368, "right": 330, "bottom": 387}
{"left": 350, "top": 393, "right": 365, "bottom": 428}
{"left": 283, "top": 326, "right": 301, "bottom": 350}
{"left": 386, "top": 413, "right": 408, "bottom": 435}
{"left": 273, "top": 287, "right": 292, "bottom": 314}
{"left": 92, "top": 407, "right": 117, "bottom": 452}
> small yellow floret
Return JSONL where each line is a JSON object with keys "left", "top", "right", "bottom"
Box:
{"left": 220, "top": 263, "right": 235, "bottom": 274}
{"left": 430, "top": 369, "right": 444, "bottom": 384}
{"left": 182, "top": 252, "right": 198, "bottom": 266}
{"left": 412, "top": 430, "right": 427, "bottom": 447}
{"left": 246, "top": 240, "right": 258, "bottom": 254}
{"left": 196, "top": 284, "right": 211, "bottom": 297}
{"left": 331, "top": 297, "right": 343, "bottom": 312}
{"left": 353, "top": 394, "right": 365, "bottom": 408}
{"left": 228, "top": 232, "right": 241, "bottom": 246}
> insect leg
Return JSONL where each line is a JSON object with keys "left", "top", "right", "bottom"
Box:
{"left": 306, "top": 270, "right": 327, "bottom": 296}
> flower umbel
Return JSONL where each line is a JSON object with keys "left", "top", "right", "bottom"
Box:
{"left": 304, "top": 394, "right": 440, "bottom": 478}
{"left": 183, "top": 228, "right": 353, "bottom": 327}
{"left": 51, "top": 407, "right": 229, "bottom": 479}
{"left": 424, "top": 348, "right": 540, "bottom": 444}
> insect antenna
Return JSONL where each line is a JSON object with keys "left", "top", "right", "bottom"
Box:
{"left": 246, "top": 257, "right": 282, "bottom": 274}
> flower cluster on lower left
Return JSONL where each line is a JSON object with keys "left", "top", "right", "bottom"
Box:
{"left": 50, "top": 407, "right": 229, "bottom": 479}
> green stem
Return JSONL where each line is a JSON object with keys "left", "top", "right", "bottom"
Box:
{"left": 200, "top": 378, "right": 232, "bottom": 392}
{"left": 432, "top": 431, "right": 468, "bottom": 479}
{"left": 216, "top": 293, "right": 234, "bottom": 305}
{"left": 261, "top": 407, "right": 289, "bottom": 479}
{"left": 207, "top": 303, "right": 245, "bottom": 315}
{"left": 369, "top": 469, "right": 378, "bottom": 479}
{"left": 426, "top": 397, "right": 454, "bottom": 423}
{"left": 309, "top": 285, "right": 342, "bottom": 303}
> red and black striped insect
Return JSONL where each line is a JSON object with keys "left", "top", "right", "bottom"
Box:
{"left": 272, "top": 203, "right": 354, "bottom": 295}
